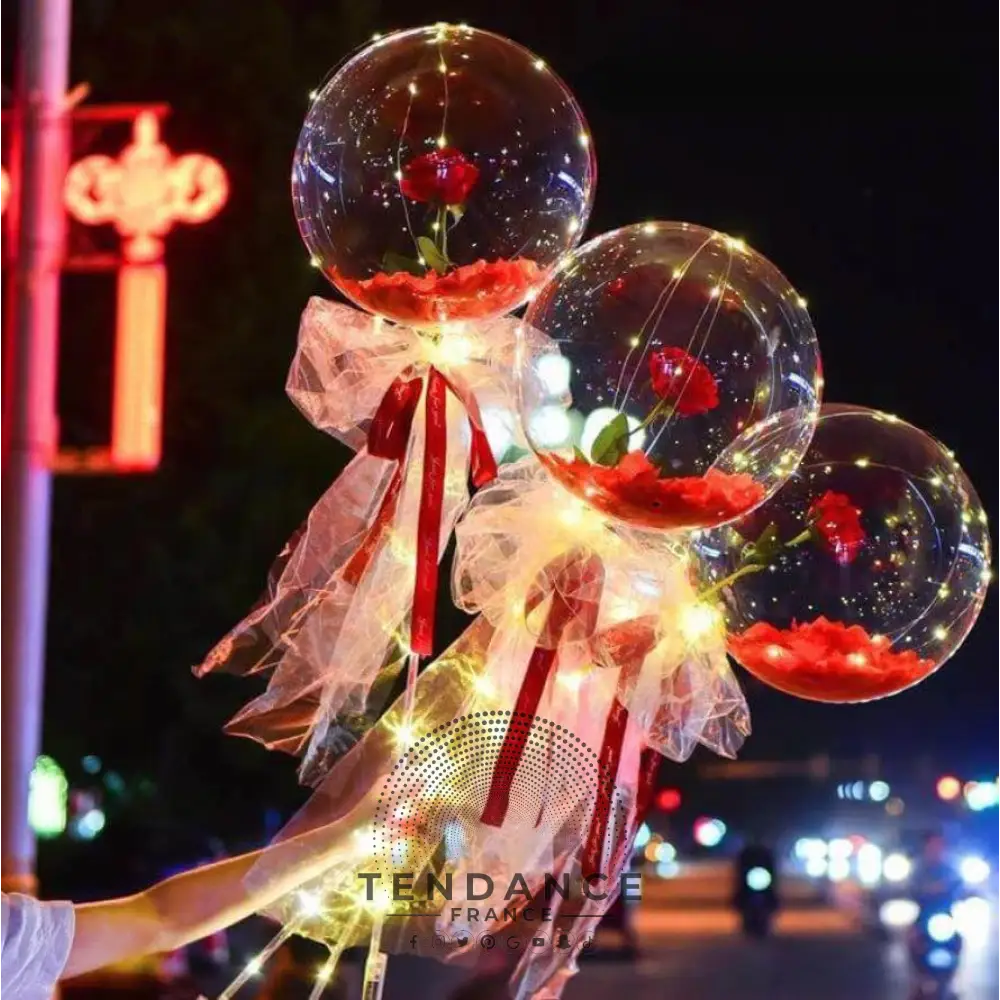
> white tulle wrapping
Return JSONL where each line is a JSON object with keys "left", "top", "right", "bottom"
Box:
{"left": 453, "top": 459, "right": 750, "bottom": 762}
{"left": 204, "top": 302, "right": 749, "bottom": 999}
{"left": 195, "top": 298, "right": 524, "bottom": 778}
{"left": 240, "top": 457, "right": 748, "bottom": 999}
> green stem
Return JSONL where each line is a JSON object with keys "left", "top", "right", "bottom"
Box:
{"left": 699, "top": 563, "right": 767, "bottom": 601}
{"left": 630, "top": 398, "right": 674, "bottom": 436}
{"left": 786, "top": 527, "right": 813, "bottom": 547}
{"left": 436, "top": 205, "right": 448, "bottom": 261}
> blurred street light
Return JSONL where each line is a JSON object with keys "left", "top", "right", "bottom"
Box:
{"left": 936, "top": 775, "right": 962, "bottom": 801}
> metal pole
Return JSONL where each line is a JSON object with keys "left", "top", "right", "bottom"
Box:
{"left": 1, "top": 0, "right": 72, "bottom": 894}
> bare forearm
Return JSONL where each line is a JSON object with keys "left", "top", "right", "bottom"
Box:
{"left": 63, "top": 803, "right": 360, "bottom": 978}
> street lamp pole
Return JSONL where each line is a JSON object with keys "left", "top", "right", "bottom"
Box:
{"left": 1, "top": 0, "right": 72, "bottom": 893}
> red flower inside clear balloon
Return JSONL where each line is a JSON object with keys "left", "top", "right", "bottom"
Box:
{"left": 400, "top": 147, "right": 480, "bottom": 205}
{"left": 808, "top": 490, "right": 866, "bottom": 565}
{"left": 648, "top": 346, "right": 720, "bottom": 416}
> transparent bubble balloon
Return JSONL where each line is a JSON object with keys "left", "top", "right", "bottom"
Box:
{"left": 695, "top": 405, "right": 992, "bottom": 703}
{"left": 293, "top": 24, "right": 595, "bottom": 328}
{"left": 517, "top": 222, "right": 822, "bottom": 532}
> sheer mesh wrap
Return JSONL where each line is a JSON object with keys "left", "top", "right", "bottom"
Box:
{"left": 194, "top": 299, "right": 524, "bottom": 780}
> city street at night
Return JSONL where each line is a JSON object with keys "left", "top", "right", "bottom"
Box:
{"left": 2, "top": 3, "right": 994, "bottom": 1000}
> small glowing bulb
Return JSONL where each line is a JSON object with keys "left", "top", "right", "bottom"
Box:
{"left": 308, "top": 89, "right": 318, "bottom": 101}
{"left": 578, "top": 132, "right": 590, "bottom": 147}
{"left": 246, "top": 957, "right": 263, "bottom": 976}
{"left": 796, "top": 296, "right": 808, "bottom": 308}
{"left": 671, "top": 267, "right": 683, "bottom": 279}
{"left": 431, "top": 221, "right": 440, "bottom": 232}
{"left": 372, "top": 32, "right": 383, "bottom": 40}
{"left": 438, "top": 61, "right": 448, "bottom": 73}
{"left": 473, "top": 674, "right": 496, "bottom": 699}
{"left": 732, "top": 451, "right": 749, "bottom": 470}
{"left": 709, "top": 285, "right": 721, "bottom": 298}
{"left": 298, "top": 889, "right": 324, "bottom": 917}
{"left": 316, "top": 965, "right": 332, "bottom": 984}
{"left": 417, "top": 256, "right": 427, "bottom": 266}
{"left": 846, "top": 652, "right": 867, "bottom": 668}
{"left": 309, "top": 256, "right": 321, "bottom": 269}
{"left": 533, "top": 58, "right": 546, "bottom": 70}
{"left": 642, "top": 222, "right": 657, "bottom": 235}
{"left": 394, "top": 170, "right": 403, "bottom": 181}
{"left": 390, "top": 721, "right": 418, "bottom": 748}
{"left": 933, "top": 625, "right": 948, "bottom": 640}
{"left": 408, "top": 82, "right": 418, "bottom": 95}
{"left": 629, "top": 335, "right": 640, "bottom": 348}
{"left": 567, "top": 217, "right": 580, "bottom": 234}
{"left": 678, "top": 602, "right": 723, "bottom": 644}
{"left": 724, "top": 235, "right": 747, "bottom": 253}
{"left": 855, "top": 457, "right": 870, "bottom": 468}
{"left": 765, "top": 644, "right": 784, "bottom": 661}
{"left": 557, "top": 670, "right": 587, "bottom": 693}
{"left": 436, "top": 135, "right": 447, "bottom": 148}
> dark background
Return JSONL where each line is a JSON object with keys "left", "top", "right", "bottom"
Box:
{"left": 3, "top": 1, "right": 995, "bottom": 877}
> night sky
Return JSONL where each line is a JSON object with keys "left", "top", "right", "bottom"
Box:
{"left": 5, "top": 1, "right": 994, "bottom": 845}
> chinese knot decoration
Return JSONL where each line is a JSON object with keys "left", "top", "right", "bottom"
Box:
{"left": 64, "top": 110, "right": 227, "bottom": 263}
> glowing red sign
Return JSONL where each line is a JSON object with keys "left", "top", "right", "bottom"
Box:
{"left": 63, "top": 112, "right": 227, "bottom": 470}
{"left": 64, "top": 111, "right": 227, "bottom": 263}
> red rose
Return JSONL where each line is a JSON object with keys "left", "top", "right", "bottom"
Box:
{"left": 400, "top": 147, "right": 480, "bottom": 205}
{"left": 648, "top": 347, "right": 719, "bottom": 416}
{"left": 808, "top": 490, "right": 865, "bottom": 565}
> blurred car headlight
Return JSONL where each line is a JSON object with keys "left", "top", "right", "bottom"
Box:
{"left": 882, "top": 853, "right": 912, "bottom": 883}
{"left": 879, "top": 898, "right": 919, "bottom": 928}
{"left": 959, "top": 855, "right": 990, "bottom": 886}
{"left": 926, "top": 912, "right": 957, "bottom": 943}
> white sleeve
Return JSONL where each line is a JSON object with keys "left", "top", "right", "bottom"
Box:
{"left": 1, "top": 893, "right": 76, "bottom": 1000}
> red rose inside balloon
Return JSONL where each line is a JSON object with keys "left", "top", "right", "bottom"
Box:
{"left": 648, "top": 346, "right": 720, "bottom": 416}
{"left": 808, "top": 490, "right": 865, "bottom": 565}
{"left": 400, "top": 147, "right": 480, "bottom": 205}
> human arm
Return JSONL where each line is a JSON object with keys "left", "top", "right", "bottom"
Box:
{"left": 63, "top": 801, "right": 361, "bottom": 978}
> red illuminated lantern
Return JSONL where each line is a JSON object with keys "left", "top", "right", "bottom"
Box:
{"left": 63, "top": 111, "right": 227, "bottom": 470}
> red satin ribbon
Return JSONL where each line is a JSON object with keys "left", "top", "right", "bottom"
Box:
{"left": 480, "top": 550, "right": 604, "bottom": 828}
{"left": 581, "top": 620, "right": 658, "bottom": 877}
{"left": 342, "top": 366, "right": 497, "bottom": 656}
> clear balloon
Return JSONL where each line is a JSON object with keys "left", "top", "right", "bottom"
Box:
{"left": 696, "top": 405, "right": 992, "bottom": 702}
{"left": 517, "top": 222, "right": 822, "bottom": 532}
{"left": 293, "top": 24, "right": 595, "bottom": 328}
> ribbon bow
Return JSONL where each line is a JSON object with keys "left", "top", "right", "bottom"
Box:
{"left": 343, "top": 364, "right": 497, "bottom": 655}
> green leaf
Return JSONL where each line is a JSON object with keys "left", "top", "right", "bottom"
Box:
{"left": 573, "top": 446, "right": 588, "bottom": 463}
{"left": 382, "top": 251, "right": 426, "bottom": 277}
{"left": 742, "top": 522, "right": 781, "bottom": 565}
{"left": 448, "top": 203, "right": 465, "bottom": 222}
{"left": 590, "top": 413, "right": 630, "bottom": 467}
{"left": 417, "top": 236, "right": 450, "bottom": 274}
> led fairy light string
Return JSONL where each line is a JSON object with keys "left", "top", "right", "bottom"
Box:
{"left": 217, "top": 922, "right": 299, "bottom": 1000}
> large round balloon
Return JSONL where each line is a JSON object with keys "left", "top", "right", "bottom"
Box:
{"left": 696, "top": 405, "right": 992, "bottom": 702}
{"left": 517, "top": 222, "right": 822, "bottom": 532}
{"left": 293, "top": 24, "right": 595, "bottom": 328}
